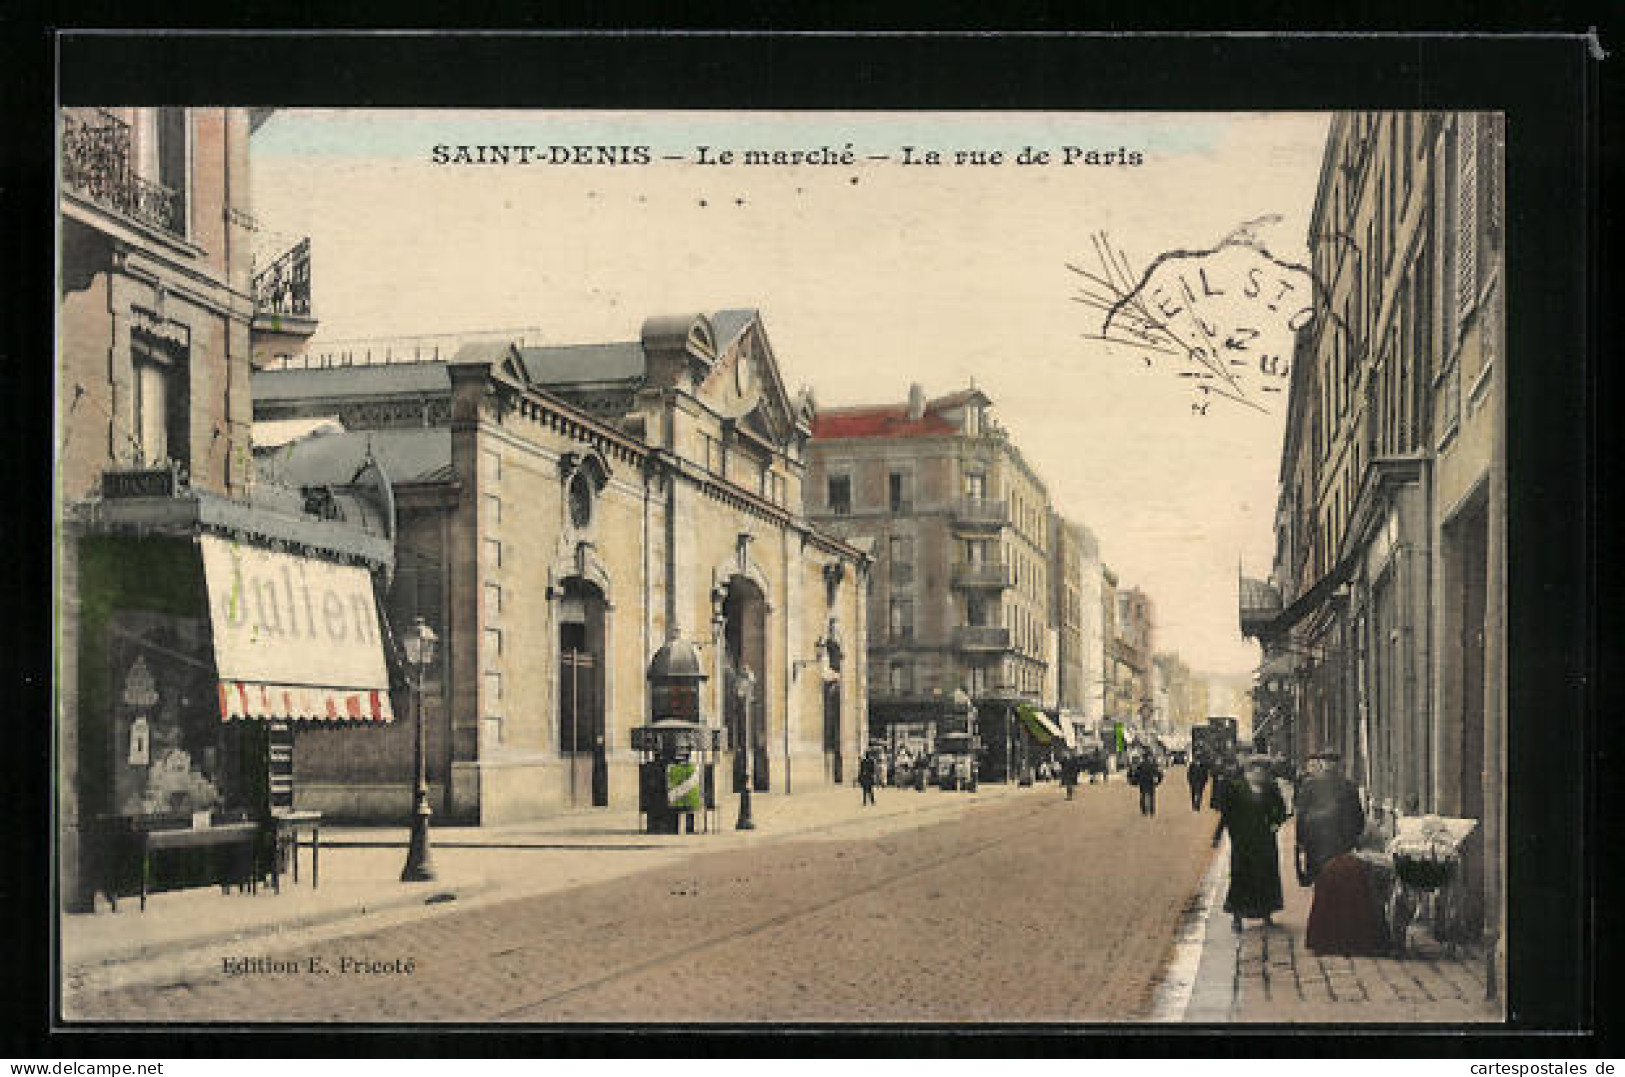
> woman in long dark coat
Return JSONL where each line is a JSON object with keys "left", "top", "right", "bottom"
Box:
{"left": 1211, "top": 758, "right": 1289, "bottom": 930}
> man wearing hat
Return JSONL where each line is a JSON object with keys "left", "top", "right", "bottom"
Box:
{"left": 1293, "top": 750, "right": 1365, "bottom": 886}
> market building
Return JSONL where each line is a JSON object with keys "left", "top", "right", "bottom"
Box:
{"left": 57, "top": 106, "right": 394, "bottom": 912}
{"left": 808, "top": 384, "right": 1060, "bottom": 780}
{"left": 251, "top": 310, "right": 871, "bottom": 824}
{"left": 1242, "top": 110, "right": 1505, "bottom": 993}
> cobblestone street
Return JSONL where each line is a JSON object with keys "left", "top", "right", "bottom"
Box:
{"left": 69, "top": 781, "right": 1216, "bottom": 1024}
{"left": 1181, "top": 825, "right": 1500, "bottom": 1023}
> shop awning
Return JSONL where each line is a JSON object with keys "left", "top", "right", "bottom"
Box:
{"left": 1016, "top": 705, "right": 1064, "bottom": 745}
{"left": 217, "top": 681, "right": 393, "bottom": 721}
{"left": 201, "top": 534, "right": 396, "bottom": 722}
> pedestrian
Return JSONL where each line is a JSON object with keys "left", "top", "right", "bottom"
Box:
{"left": 858, "top": 752, "right": 877, "bottom": 806}
{"left": 1060, "top": 753, "right": 1080, "bottom": 801}
{"left": 1187, "top": 755, "right": 1210, "bottom": 811}
{"left": 1209, "top": 753, "right": 1237, "bottom": 811}
{"left": 1211, "top": 757, "right": 1289, "bottom": 931}
{"left": 1294, "top": 750, "right": 1365, "bottom": 885}
{"left": 1128, "top": 750, "right": 1163, "bottom": 816}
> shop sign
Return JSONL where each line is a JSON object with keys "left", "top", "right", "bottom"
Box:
{"left": 104, "top": 467, "right": 177, "bottom": 499}
{"left": 200, "top": 534, "right": 389, "bottom": 692}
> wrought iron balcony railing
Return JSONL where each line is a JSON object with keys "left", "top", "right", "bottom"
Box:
{"left": 952, "top": 561, "right": 1013, "bottom": 589}
{"left": 253, "top": 238, "right": 313, "bottom": 318}
{"left": 61, "top": 108, "right": 186, "bottom": 237}
{"left": 951, "top": 497, "right": 1008, "bottom": 528}
{"left": 954, "top": 625, "right": 1012, "bottom": 651}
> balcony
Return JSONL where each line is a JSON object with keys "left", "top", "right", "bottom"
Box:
{"left": 954, "top": 625, "right": 1012, "bottom": 652}
{"left": 950, "top": 497, "right": 1008, "bottom": 531}
{"left": 254, "top": 238, "right": 312, "bottom": 318}
{"left": 61, "top": 108, "right": 186, "bottom": 238}
{"left": 252, "top": 237, "right": 317, "bottom": 339}
{"left": 952, "top": 561, "right": 1013, "bottom": 589}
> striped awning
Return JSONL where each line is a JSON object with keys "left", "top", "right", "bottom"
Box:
{"left": 201, "top": 535, "right": 395, "bottom": 723}
{"left": 1016, "top": 705, "right": 1064, "bottom": 745}
{"left": 217, "top": 680, "right": 396, "bottom": 722}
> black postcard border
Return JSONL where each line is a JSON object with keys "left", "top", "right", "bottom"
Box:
{"left": 9, "top": 28, "right": 1609, "bottom": 1058}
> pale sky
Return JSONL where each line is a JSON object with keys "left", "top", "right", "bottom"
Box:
{"left": 251, "top": 109, "right": 1331, "bottom": 678}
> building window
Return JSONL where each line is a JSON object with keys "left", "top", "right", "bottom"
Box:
{"left": 889, "top": 661, "right": 914, "bottom": 696}
{"left": 133, "top": 355, "right": 170, "bottom": 466}
{"left": 967, "top": 664, "right": 987, "bottom": 696}
{"left": 568, "top": 471, "right": 595, "bottom": 530}
{"left": 965, "top": 471, "right": 985, "bottom": 500}
{"left": 483, "top": 583, "right": 503, "bottom": 625}
{"left": 889, "top": 598, "right": 913, "bottom": 642}
{"left": 131, "top": 344, "right": 187, "bottom": 469}
{"left": 888, "top": 471, "right": 912, "bottom": 513}
{"left": 827, "top": 474, "right": 851, "bottom": 515}
{"left": 133, "top": 107, "right": 189, "bottom": 236}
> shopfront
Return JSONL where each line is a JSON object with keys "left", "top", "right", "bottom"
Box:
{"left": 70, "top": 482, "right": 394, "bottom": 910}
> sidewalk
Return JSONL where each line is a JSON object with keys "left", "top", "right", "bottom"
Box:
{"left": 61, "top": 780, "right": 1031, "bottom": 981}
{"left": 1176, "top": 825, "right": 1502, "bottom": 1023}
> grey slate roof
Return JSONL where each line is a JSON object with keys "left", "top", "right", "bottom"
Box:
{"left": 513, "top": 341, "right": 647, "bottom": 387}
{"left": 709, "top": 309, "right": 759, "bottom": 352}
{"left": 253, "top": 362, "right": 452, "bottom": 403}
{"left": 256, "top": 427, "right": 453, "bottom": 486}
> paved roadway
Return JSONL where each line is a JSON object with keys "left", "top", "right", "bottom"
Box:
{"left": 73, "top": 779, "right": 1216, "bottom": 1024}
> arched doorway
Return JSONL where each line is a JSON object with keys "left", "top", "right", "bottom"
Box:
{"left": 823, "top": 682, "right": 843, "bottom": 785}
{"left": 722, "top": 576, "right": 768, "bottom": 792}
{"left": 558, "top": 577, "right": 608, "bottom": 807}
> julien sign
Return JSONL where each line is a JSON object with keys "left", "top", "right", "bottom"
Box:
{"left": 200, "top": 534, "right": 390, "bottom": 694}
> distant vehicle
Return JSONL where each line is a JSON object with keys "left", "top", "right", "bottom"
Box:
{"left": 934, "top": 732, "right": 980, "bottom": 791}
{"left": 1191, "top": 718, "right": 1239, "bottom": 763}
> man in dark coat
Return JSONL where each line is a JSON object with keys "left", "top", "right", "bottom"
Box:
{"left": 1294, "top": 750, "right": 1365, "bottom": 885}
{"left": 858, "top": 752, "right": 877, "bottom": 806}
{"left": 1212, "top": 757, "right": 1289, "bottom": 930}
{"left": 1186, "top": 756, "right": 1210, "bottom": 811}
{"left": 1209, "top": 753, "right": 1238, "bottom": 811}
{"left": 1060, "top": 752, "right": 1080, "bottom": 800}
{"left": 1128, "top": 751, "right": 1164, "bottom": 816}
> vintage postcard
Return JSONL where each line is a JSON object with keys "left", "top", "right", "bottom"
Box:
{"left": 55, "top": 105, "right": 1508, "bottom": 1026}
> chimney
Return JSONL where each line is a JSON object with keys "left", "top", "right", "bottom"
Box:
{"left": 906, "top": 383, "right": 926, "bottom": 420}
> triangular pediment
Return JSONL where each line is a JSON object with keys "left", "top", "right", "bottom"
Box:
{"left": 697, "top": 310, "right": 800, "bottom": 446}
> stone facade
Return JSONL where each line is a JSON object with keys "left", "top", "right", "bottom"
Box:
{"left": 808, "top": 387, "right": 1054, "bottom": 746}
{"left": 1247, "top": 111, "right": 1505, "bottom": 993}
{"left": 57, "top": 106, "right": 353, "bottom": 912}
{"left": 254, "top": 311, "right": 870, "bottom": 825}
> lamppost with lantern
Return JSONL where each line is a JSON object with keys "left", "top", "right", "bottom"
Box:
{"left": 735, "top": 665, "right": 756, "bottom": 830}
{"left": 400, "top": 616, "right": 438, "bottom": 882}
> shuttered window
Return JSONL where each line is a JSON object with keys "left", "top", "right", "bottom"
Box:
{"left": 1455, "top": 115, "right": 1480, "bottom": 326}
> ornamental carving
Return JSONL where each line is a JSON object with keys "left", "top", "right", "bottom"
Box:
{"left": 337, "top": 398, "right": 451, "bottom": 430}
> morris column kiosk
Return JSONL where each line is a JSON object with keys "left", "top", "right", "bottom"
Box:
{"left": 634, "top": 631, "right": 721, "bottom": 834}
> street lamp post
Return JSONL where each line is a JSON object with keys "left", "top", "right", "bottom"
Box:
{"left": 735, "top": 665, "right": 756, "bottom": 830}
{"left": 400, "top": 616, "right": 438, "bottom": 882}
